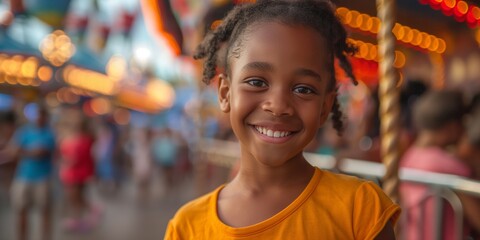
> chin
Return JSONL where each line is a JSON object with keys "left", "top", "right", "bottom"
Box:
{"left": 254, "top": 150, "right": 304, "bottom": 167}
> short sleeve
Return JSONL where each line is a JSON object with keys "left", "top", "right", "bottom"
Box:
{"left": 164, "top": 220, "right": 180, "bottom": 240}
{"left": 353, "top": 182, "right": 401, "bottom": 240}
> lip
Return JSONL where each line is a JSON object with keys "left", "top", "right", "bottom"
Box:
{"left": 250, "top": 124, "right": 297, "bottom": 144}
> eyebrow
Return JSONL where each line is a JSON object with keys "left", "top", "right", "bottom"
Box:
{"left": 241, "top": 61, "right": 322, "bottom": 82}
{"left": 241, "top": 61, "right": 274, "bottom": 72}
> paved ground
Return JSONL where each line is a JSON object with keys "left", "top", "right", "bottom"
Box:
{"left": 0, "top": 163, "right": 230, "bottom": 240}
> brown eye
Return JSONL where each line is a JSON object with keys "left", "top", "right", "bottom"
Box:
{"left": 293, "top": 86, "right": 316, "bottom": 95}
{"left": 246, "top": 79, "right": 267, "bottom": 88}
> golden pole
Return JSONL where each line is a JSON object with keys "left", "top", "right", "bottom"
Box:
{"left": 376, "top": 0, "right": 401, "bottom": 204}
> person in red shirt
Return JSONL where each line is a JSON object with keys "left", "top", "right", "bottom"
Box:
{"left": 58, "top": 109, "right": 99, "bottom": 232}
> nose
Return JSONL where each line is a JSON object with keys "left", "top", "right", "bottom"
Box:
{"left": 261, "top": 89, "right": 294, "bottom": 116}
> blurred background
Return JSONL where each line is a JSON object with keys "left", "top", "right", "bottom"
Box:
{"left": 0, "top": 0, "right": 479, "bottom": 239}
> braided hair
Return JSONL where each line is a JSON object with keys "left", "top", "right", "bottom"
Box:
{"left": 194, "top": 0, "right": 357, "bottom": 135}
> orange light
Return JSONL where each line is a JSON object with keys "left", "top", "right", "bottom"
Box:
{"left": 358, "top": 43, "right": 369, "bottom": 59}
{"left": 113, "top": 108, "right": 131, "bottom": 125}
{"left": 365, "top": 17, "right": 374, "bottom": 32}
{"left": 436, "top": 39, "right": 447, "bottom": 53}
{"left": 411, "top": 29, "right": 421, "bottom": 45}
{"left": 354, "top": 12, "right": 364, "bottom": 28}
{"left": 472, "top": 7, "right": 480, "bottom": 20}
{"left": 146, "top": 79, "right": 176, "bottom": 108}
{"left": 359, "top": 14, "right": 370, "bottom": 31}
{"left": 371, "top": 17, "right": 381, "bottom": 34}
{"left": 5, "top": 75, "right": 16, "bottom": 85}
{"left": 392, "top": 23, "right": 401, "bottom": 37}
{"left": 8, "top": 55, "right": 23, "bottom": 76}
{"left": 91, "top": 97, "right": 111, "bottom": 115}
{"left": 349, "top": 11, "right": 360, "bottom": 28}
{"left": 444, "top": 0, "right": 456, "bottom": 9}
{"left": 368, "top": 46, "right": 378, "bottom": 60}
{"left": 21, "top": 57, "right": 38, "bottom": 78}
{"left": 422, "top": 34, "right": 433, "bottom": 49}
{"left": 37, "top": 66, "right": 53, "bottom": 82}
{"left": 345, "top": 11, "right": 353, "bottom": 25}
{"left": 106, "top": 55, "right": 127, "bottom": 81}
{"left": 429, "top": 38, "right": 440, "bottom": 51}
{"left": 336, "top": 6, "right": 444, "bottom": 53}
{"left": 395, "top": 26, "right": 406, "bottom": 40}
{"left": 404, "top": 28, "right": 414, "bottom": 43}
{"left": 394, "top": 51, "right": 406, "bottom": 68}
{"left": 336, "top": 7, "right": 348, "bottom": 19}
{"left": 456, "top": 1, "right": 469, "bottom": 15}
{"left": 18, "top": 77, "right": 29, "bottom": 86}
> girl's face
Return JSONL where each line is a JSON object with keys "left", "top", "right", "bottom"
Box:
{"left": 218, "top": 22, "right": 335, "bottom": 167}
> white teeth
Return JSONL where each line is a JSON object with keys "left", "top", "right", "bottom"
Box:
{"left": 255, "top": 126, "right": 291, "bottom": 138}
{"left": 267, "top": 129, "right": 273, "bottom": 137}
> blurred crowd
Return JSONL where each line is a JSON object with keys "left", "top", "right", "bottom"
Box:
{"left": 0, "top": 103, "right": 195, "bottom": 239}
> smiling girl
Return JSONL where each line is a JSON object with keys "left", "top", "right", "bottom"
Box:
{"left": 165, "top": 1, "right": 401, "bottom": 239}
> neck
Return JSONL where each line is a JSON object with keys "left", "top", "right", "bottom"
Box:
{"left": 232, "top": 155, "right": 315, "bottom": 193}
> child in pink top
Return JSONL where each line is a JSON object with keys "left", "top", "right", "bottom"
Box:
{"left": 60, "top": 134, "right": 94, "bottom": 185}
{"left": 400, "top": 90, "right": 480, "bottom": 240}
{"left": 59, "top": 110, "right": 99, "bottom": 232}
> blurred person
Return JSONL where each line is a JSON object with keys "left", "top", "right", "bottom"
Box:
{"left": 0, "top": 109, "right": 16, "bottom": 150}
{"left": 58, "top": 109, "right": 100, "bottom": 232}
{"left": 0, "top": 110, "right": 17, "bottom": 189}
{"left": 130, "top": 127, "right": 153, "bottom": 203}
{"left": 398, "top": 79, "right": 429, "bottom": 154}
{"left": 4, "top": 104, "right": 56, "bottom": 240}
{"left": 400, "top": 90, "right": 480, "bottom": 240}
{"left": 457, "top": 109, "right": 480, "bottom": 179}
{"left": 151, "top": 127, "right": 182, "bottom": 192}
{"left": 457, "top": 110, "right": 480, "bottom": 239}
{"left": 93, "top": 117, "right": 120, "bottom": 194}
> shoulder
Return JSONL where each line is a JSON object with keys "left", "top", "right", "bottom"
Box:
{"left": 321, "top": 170, "right": 395, "bottom": 197}
{"left": 316, "top": 169, "right": 399, "bottom": 218}
{"left": 313, "top": 170, "right": 375, "bottom": 208}
{"left": 168, "top": 187, "right": 221, "bottom": 229}
{"left": 401, "top": 147, "right": 471, "bottom": 176}
{"left": 317, "top": 170, "right": 366, "bottom": 192}
{"left": 312, "top": 169, "right": 400, "bottom": 239}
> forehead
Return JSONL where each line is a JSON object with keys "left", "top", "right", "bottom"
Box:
{"left": 230, "top": 21, "right": 331, "bottom": 75}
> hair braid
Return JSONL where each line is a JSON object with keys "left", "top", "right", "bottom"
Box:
{"left": 194, "top": 3, "right": 262, "bottom": 84}
{"left": 331, "top": 88, "right": 345, "bottom": 135}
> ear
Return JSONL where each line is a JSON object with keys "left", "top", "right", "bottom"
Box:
{"left": 319, "top": 91, "right": 336, "bottom": 126}
{"left": 218, "top": 74, "right": 231, "bottom": 113}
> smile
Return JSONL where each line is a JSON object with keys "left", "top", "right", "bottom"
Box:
{"left": 254, "top": 126, "right": 293, "bottom": 138}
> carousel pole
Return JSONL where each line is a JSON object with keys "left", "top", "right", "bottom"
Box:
{"left": 376, "top": 0, "right": 401, "bottom": 204}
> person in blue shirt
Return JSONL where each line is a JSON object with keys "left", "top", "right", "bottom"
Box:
{"left": 9, "top": 104, "right": 56, "bottom": 240}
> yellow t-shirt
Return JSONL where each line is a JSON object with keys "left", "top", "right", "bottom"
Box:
{"left": 165, "top": 168, "right": 401, "bottom": 240}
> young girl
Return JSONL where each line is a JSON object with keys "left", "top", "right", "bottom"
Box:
{"left": 165, "top": 1, "right": 401, "bottom": 239}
